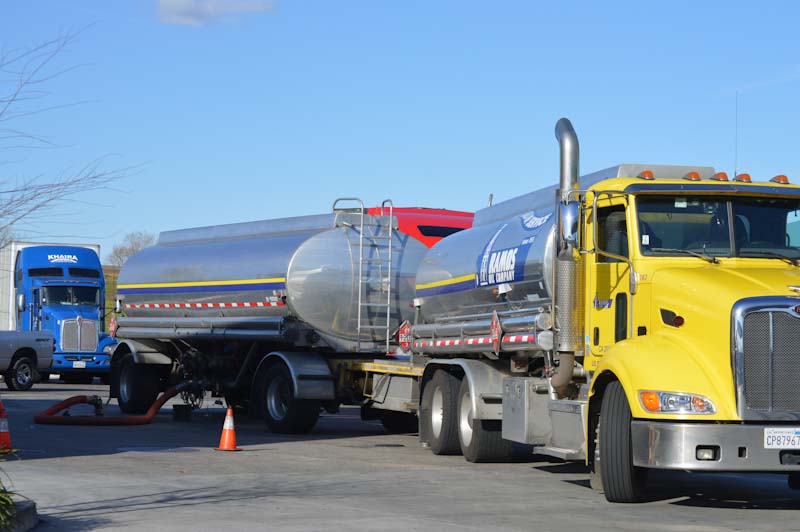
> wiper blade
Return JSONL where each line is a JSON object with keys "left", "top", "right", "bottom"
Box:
{"left": 649, "top": 248, "right": 719, "bottom": 264}
{"left": 738, "top": 250, "right": 799, "bottom": 266}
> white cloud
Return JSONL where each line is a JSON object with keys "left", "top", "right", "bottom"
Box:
{"left": 157, "top": 0, "right": 272, "bottom": 27}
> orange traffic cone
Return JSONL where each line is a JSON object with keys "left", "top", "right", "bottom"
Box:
{"left": 214, "top": 408, "right": 242, "bottom": 451}
{"left": 0, "top": 398, "right": 11, "bottom": 453}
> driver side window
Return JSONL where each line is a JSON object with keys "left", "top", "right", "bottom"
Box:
{"left": 597, "top": 206, "right": 628, "bottom": 263}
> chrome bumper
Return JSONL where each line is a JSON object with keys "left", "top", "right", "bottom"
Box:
{"left": 631, "top": 421, "right": 800, "bottom": 471}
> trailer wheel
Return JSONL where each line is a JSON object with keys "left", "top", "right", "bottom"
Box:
{"left": 457, "top": 377, "right": 512, "bottom": 462}
{"left": 118, "top": 356, "right": 161, "bottom": 414}
{"left": 6, "top": 355, "right": 36, "bottom": 391}
{"left": 420, "top": 369, "right": 461, "bottom": 455}
{"left": 261, "top": 363, "right": 320, "bottom": 434}
{"left": 379, "top": 411, "right": 418, "bottom": 434}
{"left": 598, "top": 381, "right": 647, "bottom": 503}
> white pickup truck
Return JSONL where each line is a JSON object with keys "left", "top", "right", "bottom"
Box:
{"left": 0, "top": 331, "right": 54, "bottom": 391}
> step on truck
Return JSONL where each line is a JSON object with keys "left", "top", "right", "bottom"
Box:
{"left": 111, "top": 119, "right": 800, "bottom": 502}
{"left": 0, "top": 243, "right": 117, "bottom": 384}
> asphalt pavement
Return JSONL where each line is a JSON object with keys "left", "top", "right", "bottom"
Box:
{"left": 1, "top": 383, "right": 799, "bottom": 531}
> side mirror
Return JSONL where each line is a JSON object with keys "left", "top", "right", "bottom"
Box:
{"left": 16, "top": 293, "right": 25, "bottom": 312}
{"left": 557, "top": 201, "right": 580, "bottom": 260}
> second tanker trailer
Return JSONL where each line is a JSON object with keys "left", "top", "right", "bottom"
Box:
{"left": 111, "top": 118, "right": 800, "bottom": 503}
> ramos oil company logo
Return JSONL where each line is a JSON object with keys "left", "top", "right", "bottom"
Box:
{"left": 47, "top": 254, "right": 79, "bottom": 264}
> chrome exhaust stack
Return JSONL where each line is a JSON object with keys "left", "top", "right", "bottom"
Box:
{"left": 552, "top": 118, "right": 582, "bottom": 396}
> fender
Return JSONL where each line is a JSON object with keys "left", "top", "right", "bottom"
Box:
{"left": 421, "top": 358, "right": 506, "bottom": 420}
{"left": 111, "top": 339, "right": 173, "bottom": 366}
{"left": 589, "top": 330, "right": 736, "bottom": 421}
{"left": 251, "top": 351, "right": 335, "bottom": 400}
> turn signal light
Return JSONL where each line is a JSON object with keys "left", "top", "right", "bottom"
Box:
{"left": 734, "top": 173, "right": 751, "bottom": 183}
{"left": 640, "top": 391, "right": 661, "bottom": 412}
{"left": 771, "top": 174, "right": 789, "bottom": 184}
{"left": 638, "top": 170, "right": 654, "bottom": 180}
{"left": 684, "top": 171, "right": 701, "bottom": 181}
{"left": 710, "top": 172, "right": 729, "bottom": 182}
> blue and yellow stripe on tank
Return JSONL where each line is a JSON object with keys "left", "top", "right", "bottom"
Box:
{"left": 415, "top": 274, "right": 476, "bottom": 297}
{"left": 117, "top": 277, "right": 286, "bottom": 295}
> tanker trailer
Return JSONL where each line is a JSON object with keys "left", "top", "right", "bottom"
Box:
{"left": 109, "top": 201, "right": 472, "bottom": 433}
{"left": 410, "top": 117, "right": 800, "bottom": 503}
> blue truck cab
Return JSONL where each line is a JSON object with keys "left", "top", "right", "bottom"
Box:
{"left": 15, "top": 246, "right": 116, "bottom": 383}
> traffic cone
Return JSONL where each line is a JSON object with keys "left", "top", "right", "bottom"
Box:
{"left": 214, "top": 408, "right": 242, "bottom": 451}
{"left": 0, "top": 398, "right": 11, "bottom": 453}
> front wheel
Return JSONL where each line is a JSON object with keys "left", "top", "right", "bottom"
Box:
{"left": 6, "top": 356, "right": 36, "bottom": 391}
{"left": 457, "top": 377, "right": 512, "bottom": 462}
{"left": 261, "top": 363, "right": 320, "bottom": 434}
{"left": 598, "top": 381, "right": 648, "bottom": 503}
{"left": 118, "top": 356, "right": 162, "bottom": 414}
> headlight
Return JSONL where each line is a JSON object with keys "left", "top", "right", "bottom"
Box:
{"left": 638, "top": 390, "right": 715, "bottom": 414}
{"left": 103, "top": 345, "right": 115, "bottom": 355}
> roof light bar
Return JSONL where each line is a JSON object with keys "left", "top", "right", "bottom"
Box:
{"left": 771, "top": 174, "right": 789, "bottom": 184}
{"left": 734, "top": 173, "right": 751, "bottom": 183}
{"left": 710, "top": 172, "right": 729, "bottom": 182}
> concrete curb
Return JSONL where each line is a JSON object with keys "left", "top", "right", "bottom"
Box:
{"left": 8, "top": 500, "right": 38, "bottom": 532}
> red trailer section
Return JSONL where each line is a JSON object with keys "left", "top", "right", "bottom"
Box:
{"left": 366, "top": 207, "right": 474, "bottom": 247}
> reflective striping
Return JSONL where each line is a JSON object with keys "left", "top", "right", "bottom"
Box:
{"left": 502, "top": 334, "right": 535, "bottom": 344}
{"left": 125, "top": 300, "right": 285, "bottom": 310}
{"left": 118, "top": 277, "right": 286, "bottom": 290}
{"left": 413, "top": 334, "right": 536, "bottom": 350}
{"left": 415, "top": 273, "right": 476, "bottom": 291}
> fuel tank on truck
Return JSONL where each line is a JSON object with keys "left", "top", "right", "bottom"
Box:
{"left": 116, "top": 206, "right": 472, "bottom": 351}
{"left": 415, "top": 186, "right": 559, "bottom": 323}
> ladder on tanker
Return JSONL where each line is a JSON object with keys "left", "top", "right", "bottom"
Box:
{"left": 333, "top": 198, "right": 395, "bottom": 353}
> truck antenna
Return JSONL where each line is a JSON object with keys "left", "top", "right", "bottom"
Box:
{"left": 734, "top": 90, "right": 739, "bottom": 177}
{"left": 488, "top": 193, "right": 493, "bottom": 207}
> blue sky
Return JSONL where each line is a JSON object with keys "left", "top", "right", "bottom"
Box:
{"left": 2, "top": 1, "right": 800, "bottom": 261}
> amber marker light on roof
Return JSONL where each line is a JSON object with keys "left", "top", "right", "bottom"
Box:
{"left": 710, "top": 172, "right": 729, "bottom": 181}
{"left": 684, "top": 171, "right": 701, "bottom": 181}
{"left": 638, "top": 170, "right": 654, "bottom": 180}
{"left": 771, "top": 174, "right": 789, "bottom": 184}
{"left": 734, "top": 173, "right": 751, "bottom": 182}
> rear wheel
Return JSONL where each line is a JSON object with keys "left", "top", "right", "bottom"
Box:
{"left": 118, "top": 356, "right": 161, "bottom": 414}
{"left": 457, "top": 377, "right": 513, "bottom": 462}
{"left": 261, "top": 363, "right": 320, "bottom": 434}
{"left": 598, "top": 381, "right": 647, "bottom": 503}
{"left": 6, "top": 356, "right": 36, "bottom": 391}
{"left": 379, "top": 411, "right": 418, "bottom": 434}
{"left": 419, "top": 369, "right": 461, "bottom": 455}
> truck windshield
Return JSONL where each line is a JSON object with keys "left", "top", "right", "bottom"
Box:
{"left": 637, "top": 195, "right": 800, "bottom": 260}
{"left": 42, "top": 286, "right": 100, "bottom": 306}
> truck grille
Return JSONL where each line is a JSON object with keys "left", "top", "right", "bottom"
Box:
{"left": 61, "top": 319, "right": 98, "bottom": 352}
{"left": 742, "top": 311, "right": 800, "bottom": 413}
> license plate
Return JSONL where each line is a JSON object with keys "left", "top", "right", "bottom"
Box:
{"left": 764, "top": 427, "right": 800, "bottom": 449}
{"left": 72, "top": 361, "right": 86, "bottom": 369}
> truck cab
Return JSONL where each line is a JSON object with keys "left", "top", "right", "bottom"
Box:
{"left": 15, "top": 246, "right": 116, "bottom": 383}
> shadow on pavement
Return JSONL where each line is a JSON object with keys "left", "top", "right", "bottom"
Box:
{"left": 531, "top": 456, "right": 800, "bottom": 509}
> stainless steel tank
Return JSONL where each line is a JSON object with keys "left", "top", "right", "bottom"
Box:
{"left": 117, "top": 211, "right": 428, "bottom": 346}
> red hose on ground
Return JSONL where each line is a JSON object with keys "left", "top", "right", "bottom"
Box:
{"left": 34, "top": 386, "right": 181, "bottom": 425}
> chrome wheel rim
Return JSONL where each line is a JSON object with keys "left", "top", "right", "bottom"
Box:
{"left": 459, "top": 387, "right": 473, "bottom": 447}
{"left": 16, "top": 363, "right": 32, "bottom": 387}
{"left": 430, "top": 386, "right": 444, "bottom": 438}
{"left": 267, "top": 376, "right": 291, "bottom": 421}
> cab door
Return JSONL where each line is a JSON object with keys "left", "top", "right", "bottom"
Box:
{"left": 585, "top": 194, "right": 633, "bottom": 362}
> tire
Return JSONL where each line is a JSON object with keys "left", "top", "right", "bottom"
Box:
{"left": 63, "top": 374, "right": 94, "bottom": 385}
{"left": 261, "top": 363, "right": 320, "bottom": 434}
{"left": 419, "top": 369, "right": 461, "bottom": 455}
{"left": 118, "top": 356, "right": 162, "bottom": 414}
{"left": 457, "top": 377, "right": 513, "bottom": 463}
{"left": 6, "top": 356, "right": 36, "bottom": 391}
{"left": 379, "top": 411, "right": 419, "bottom": 434}
{"left": 599, "top": 381, "right": 647, "bottom": 503}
